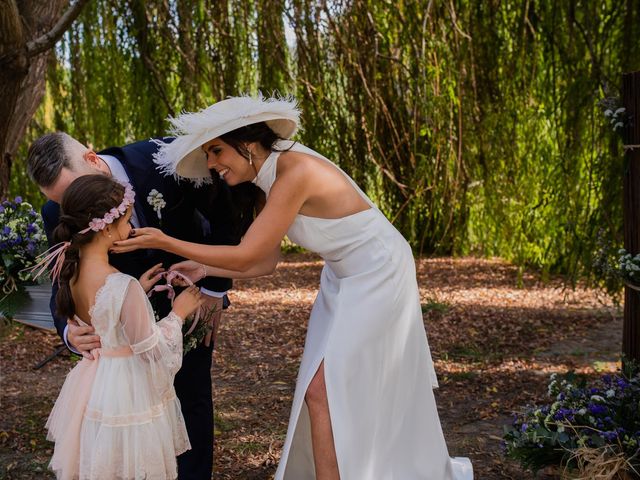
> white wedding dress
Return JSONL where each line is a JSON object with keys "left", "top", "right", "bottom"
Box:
{"left": 253, "top": 142, "right": 473, "bottom": 479}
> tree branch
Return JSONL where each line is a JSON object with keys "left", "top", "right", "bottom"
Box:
{"left": 25, "top": 0, "right": 90, "bottom": 58}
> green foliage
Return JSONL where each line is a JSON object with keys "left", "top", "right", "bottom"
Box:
{"left": 10, "top": 0, "right": 640, "bottom": 285}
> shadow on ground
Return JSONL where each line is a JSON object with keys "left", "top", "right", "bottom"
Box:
{"left": 0, "top": 254, "right": 622, "bottom": 479}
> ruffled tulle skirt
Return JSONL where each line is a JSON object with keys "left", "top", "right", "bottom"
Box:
{"left": 46, "top": 353, "right": 190, "bottom": 480}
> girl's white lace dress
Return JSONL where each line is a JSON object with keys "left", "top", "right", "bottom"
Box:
{"left": 46, "top": 273, "right": 190, "bottom": 480}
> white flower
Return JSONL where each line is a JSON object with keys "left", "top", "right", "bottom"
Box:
{"left": 578, "top": 408, "right": 587, "bottom": 415}
{"left": 590, "top": 395, "right": 605, "bottom": 402}
{"left": 605, "top": 389, "right": 615, "bottom": 398}
{"left": 557, "top": 424, "right": 565, "bottom": 433}
{"left": 147, "top": 189, "right": 167, "bottom": 221}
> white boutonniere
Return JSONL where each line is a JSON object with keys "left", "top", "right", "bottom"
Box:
{"left": 147, "top": 189, "right": 166, "bottom": 223}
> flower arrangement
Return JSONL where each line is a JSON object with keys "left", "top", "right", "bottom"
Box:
{"left": 147, "top": 189, "right": 166, "bottom": 224}
{"left": 154, "top": 303, "right": 216, "bottom": 355}
{"left": 0, "top": 197, "right": 47, "bottom": 315}
{"left": 146, "top": 270, "right": 217, "bottom": 355}
{"left": 617, "top": 249, "right": 640, "bottom": 291}
{"left": 503, "top": 370, "right": 640, "bottom": 478}
{"left": 182, "top": 304, "right": 216, "bottom": 355}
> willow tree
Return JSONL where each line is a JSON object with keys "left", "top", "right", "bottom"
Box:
{"left": 10, "top": 0, "right": 640, "bottom": 284}
{"left": 0, "top": 0, "right": 89, "bottom": 199}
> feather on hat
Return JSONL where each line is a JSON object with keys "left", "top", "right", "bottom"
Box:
{"left": 153, "top": 94, "right": 300, "bottom": 185}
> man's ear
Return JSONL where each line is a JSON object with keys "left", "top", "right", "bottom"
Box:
{"left": 83, "top": 150, "right": 102, "bottom": 169}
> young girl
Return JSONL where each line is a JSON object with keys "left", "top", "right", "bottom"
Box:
{"left": 42, "top": 174, "right": 203, "bottom": 479}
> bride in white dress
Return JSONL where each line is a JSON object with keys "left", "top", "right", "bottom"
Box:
{"left": 113, "top": 96, "right": 473, "bottom": 479}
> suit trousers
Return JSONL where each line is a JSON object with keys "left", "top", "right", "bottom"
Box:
{"left": 174, "top": 342, "right": 214, "bottom": 479}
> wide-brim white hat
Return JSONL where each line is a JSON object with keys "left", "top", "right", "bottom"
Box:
{"left": 153, "top": 94, "right": 300, "bottom": 185}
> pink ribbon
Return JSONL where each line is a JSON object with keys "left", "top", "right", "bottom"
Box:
{"left": 20, "top": 241, "right": 71, "bottom": 285}
{"left": 147, "top": 270, "right": 201, "bottom": 334}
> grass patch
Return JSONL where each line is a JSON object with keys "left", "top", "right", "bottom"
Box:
{"left": 421, "top": 298, "right": 450, "bottom": 314}
{"left": 213, "top": 412, "right": 236, "bottom": 435}
{"left": 230, "top": 441, "right": 265, "bottom": 455}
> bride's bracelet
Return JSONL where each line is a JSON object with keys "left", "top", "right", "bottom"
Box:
{"left": 199, "top": 263, "right": 207, "bottom": 281}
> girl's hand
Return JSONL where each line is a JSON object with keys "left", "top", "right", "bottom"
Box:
{"left": 172, "top": 285, "right": 205, "bottom": 320}
{"left": 138, "top": 263, "right": 164, "bottom": 293}
{"left": 169, "top": 260, "right": 207, "bottom": 286}
{"left": 111, "top": 227, "right": 168, "bottom": 253}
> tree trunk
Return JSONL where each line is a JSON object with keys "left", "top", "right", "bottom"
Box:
{"left": 0, "top": 0, "right": 86, "bottom": 199}
{"left": 623, "top": 70, "right": 640, "bottom": 365}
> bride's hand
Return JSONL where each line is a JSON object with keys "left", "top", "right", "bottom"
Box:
{"left": 111, "top": 227, "right": 168, "bottom": 253}
{"left": 169, "top": 260, "right": 207, "bottom": 286}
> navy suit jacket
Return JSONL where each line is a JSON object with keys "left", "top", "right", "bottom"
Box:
{"left": 42, "top": 138, "right": 255, "bottom": 341}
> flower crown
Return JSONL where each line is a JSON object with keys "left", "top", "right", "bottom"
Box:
{"left": 21, "top": 181, "right": 136, "bottom": 285}
{"left": 78, "top": 182, "right": 135, "bottom": 234}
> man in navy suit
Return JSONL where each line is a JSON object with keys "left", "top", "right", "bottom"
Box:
{"left": 27, "top": 132, "right": 254, "bottom": 479}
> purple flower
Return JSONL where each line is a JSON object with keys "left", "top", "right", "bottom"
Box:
{"left": 521, "top": 423, "right": 528, "bottom": 432}
{"left": 589, "top": 404, "right": 607, "bottom": 415}
{"left": 26, "top": 223, "right": 36, "bottom": 234}
{"left": 14, "top": 196, "right": 22, "bottom": 204}
{"left": 553, "top": 408, "right": 575, "bottom": 421}
{"left": 2, "top": 226, "right": 11, "bottom": 235}
{"left": 0, "top": 205, "right": 4, "bottom": 213}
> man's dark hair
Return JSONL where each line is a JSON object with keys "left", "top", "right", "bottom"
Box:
{"left": 26, "top": 132, "right": 70, "bottom": 187}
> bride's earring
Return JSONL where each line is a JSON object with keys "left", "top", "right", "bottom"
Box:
{"left": 248, "top": 150, "right": 253, "bottom": 166}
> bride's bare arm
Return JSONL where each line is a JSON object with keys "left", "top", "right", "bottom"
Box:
{"left": 170, "top": 247, "right": 281, "bottom": 280}
{"left": 112, "top": 163, "right": 310, "bottom": 272}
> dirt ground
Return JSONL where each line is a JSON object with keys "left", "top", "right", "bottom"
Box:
{"left": 0, "top": 254, "right": 622, "bottom": 479}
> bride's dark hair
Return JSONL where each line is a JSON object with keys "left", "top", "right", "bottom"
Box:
{"left": 219, "top": 121, "right": 288, "bottom": 160}
{"left": 217, "top": 122, "right": 295, "bottom": 236}
{"left": 52, "top": 175, "right": 126, "bottom": 319}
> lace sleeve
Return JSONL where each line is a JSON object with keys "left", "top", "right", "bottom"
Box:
{"left": 119, "top": 279, "right": 185, "bottom": 391}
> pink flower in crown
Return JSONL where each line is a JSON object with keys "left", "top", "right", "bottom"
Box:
{"left": 88, "top": 218, "right": 106, "bottom": 232}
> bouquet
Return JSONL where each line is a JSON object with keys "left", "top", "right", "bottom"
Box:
{"left": 0, "top": 197, "right": 47, "bottom": 315}
{"left": 147, "top": 270, "right": 218, "bottom": 355}
{"left": 182, "top": 304, "right": 217, "bottom": 354}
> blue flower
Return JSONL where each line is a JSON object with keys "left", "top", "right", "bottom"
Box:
{"left": 521, "top": 423, "right": 528, "bottom": 432}
{"left": 26, "top": 223, "right": 36, "bottom": 234}
{"left": 2, "top": 226, "right": 11, "bottom": 235}
{"left": 589, "top": 404, "right": 607, "bottom": 415}
{"left": 14, "top": 196, "right": 22, "bottom": 204}
{"left": 0, "top": 205, "right": 4, "bottom": 213}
